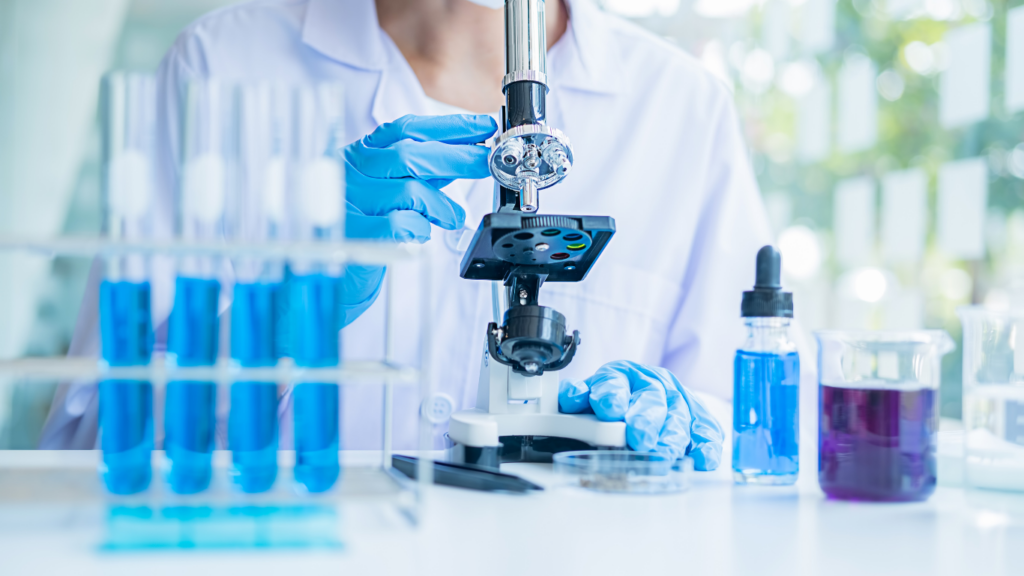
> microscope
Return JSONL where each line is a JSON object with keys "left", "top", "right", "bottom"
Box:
{"left": 447, "top": 0, "right": 626, "bottom": 468}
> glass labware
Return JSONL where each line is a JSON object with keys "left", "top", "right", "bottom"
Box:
{"left": 814, "top": 330, "right": 954, "bottom": 501}
{"left": 957, "top": 306, "right": 1024, "bottom": 492}
{"left": 553, "top": 451, "right": 692, "bottom": 494}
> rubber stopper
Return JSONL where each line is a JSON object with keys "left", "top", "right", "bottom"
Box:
{"left": 754, "top": 245, "right": 782, "bottom": 290}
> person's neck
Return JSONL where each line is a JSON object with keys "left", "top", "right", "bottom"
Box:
{"left": 376, "top": 0, "right": 567, "bottom": 113}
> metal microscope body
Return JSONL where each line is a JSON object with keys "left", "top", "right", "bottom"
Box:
{"left": 447, "top": 0, "right": 626, "bottom": 469}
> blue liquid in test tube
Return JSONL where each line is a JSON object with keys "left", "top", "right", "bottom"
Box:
{"left": 290, "top": 273, "right": 342, "bottom": 493}
{"left": 99, "top": 281, "right": 154, "bottom": 495}
{"left": 98, "top": 72, "right": 158, "bottom": 495}
{"left": 284, "top": 81, "right": 346, "bottom": 493}
{"left": 165, "top": 277, "right": 220, "bottom": 494}
{"left": 230, "top": 282, "right": 281, "bottom": 493}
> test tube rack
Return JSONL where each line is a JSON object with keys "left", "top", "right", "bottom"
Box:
{"left": 0, "top": 235, "right": 435, "bottom": 545}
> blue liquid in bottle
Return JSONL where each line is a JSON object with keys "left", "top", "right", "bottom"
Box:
{"left": 732, "top": 350, "right": 799, "bottom": 484}
{"left": 99, "top": 281, "right": 154, "bottom": 495}
{"left": 229, "top": 282, "right": 281, "bottom": 493}
{"left": 165, "top": 277, "right": 220, "bottom": 494}
{"left": 289, "top": 274, "right": 342, "bottom": 493}
{"left": 733, "top": 246, "right": 799, "bottom": 485}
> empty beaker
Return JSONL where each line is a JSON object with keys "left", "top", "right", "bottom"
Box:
{"left": 957, "top": 306, "right": 1024, "bottom": 492}
{"left": 814, "top": 330, "right": 954, "bottom": 501}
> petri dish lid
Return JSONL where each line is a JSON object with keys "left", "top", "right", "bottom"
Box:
{"left": 553, "top": 451, "right": 692, "bottom": 494}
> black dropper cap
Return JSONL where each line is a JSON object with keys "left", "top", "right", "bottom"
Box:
{"left": 740, "top": 245, "right": 793, "bottom": 318}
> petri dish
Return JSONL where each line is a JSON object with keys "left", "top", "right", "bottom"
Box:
{"left": 553, "top": 451, "right": 692, "bottom": 494}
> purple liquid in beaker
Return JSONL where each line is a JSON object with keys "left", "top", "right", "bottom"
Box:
{"left": 819, "top": 384, "right": 937, "bottom": 502}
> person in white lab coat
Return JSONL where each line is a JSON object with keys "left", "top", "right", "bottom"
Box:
{"left": 41, "top": 0, "right": 772, "bottom": 470}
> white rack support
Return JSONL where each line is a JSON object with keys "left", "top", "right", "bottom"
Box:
{"left": 0, "top": 234, "right": 434, "bottom": 527}
{"left": 0, "top": 235, "right": 423, "bottom": 265}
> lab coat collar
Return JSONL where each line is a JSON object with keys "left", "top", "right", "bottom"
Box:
{"left": 559, "top": 0, "right": 622, "bottom": 95}
{"left": 302, "top": 0, "right": 387, "bottom": 71}
{"left": 301, "top": 0, "right": 621, "bottom": 92}
{"left": 302, "top": 0, "right": 423, "bottom": 126}
{"left": 300, "top": 0, "right": 620, "bottom": 126}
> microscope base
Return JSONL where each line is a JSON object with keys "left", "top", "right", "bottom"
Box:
{"left": 447, "top": 434, "right": 609, "bottom": 468}
{"left": 447, "top": 410, "right": 626, "bottom": 468}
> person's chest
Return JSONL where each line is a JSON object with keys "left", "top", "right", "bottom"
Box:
{"left": 202, "top": 17, "right": 710, "bottom": 374}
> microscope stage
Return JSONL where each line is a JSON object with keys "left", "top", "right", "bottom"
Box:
{"left": 460, "top": 212, "right": 615, "bottom": 282}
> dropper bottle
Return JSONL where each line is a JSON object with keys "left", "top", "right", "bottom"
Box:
{"left": 732, "top": 246, "right": 799, "bottom": 485}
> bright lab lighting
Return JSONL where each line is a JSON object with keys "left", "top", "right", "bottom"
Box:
{"left": 962, "top": 0, "right": 994, "bottom": 21}
{"left": 876, "top": 69, "right": 905, "bottom": 101}
{"left": 984, "top": 289, "right": 1010, "bottom": 310}
{"left": 986, "top": 209, "right": 1007, "bottom": 254}
{"left": 602, "top": 0, "right": 680, "bottom": 17}
{"left": 765, "top": 133, "right": 794, "bottom": 164}
{"left": 729, "top": 41, "right": 749, "bottom": 71}
{"left": 693, "top": 0, "right": 757, "bottom": 18}
{"left": 701, "top": 40, "right": 734, "bottom": 89}
{"left": 851, "top": 268, "right": 888, "bottom": 303}
{"left": 778, "top": 60, "right": 820, "bottom": 97}
{"left": 925, "top": 0, "right": 962, "bottom": 21}
{"left": 1009, "top": 144, "right": 1024, "bottom": 179}
{"left": 941, "top": 268, "right": 973, "bottom": 301}
{"left": 986, "top": 145, "right": 1008, "bottom": 177}
{"left": 742, "top": 48, "right": 776, "bottom": 94}
{"left": 974, "top": 510, "right": 1012, "bottom": 530}
{"left": 904, "top": 41, "right": 935, "bottom": 75}
{"left": 883, "top": 0, "right": 924, "bottom": 19}
{"left": 930, "top": 41, "right": 950, "bottom": 72}
{"left": 777, "top": 225, "right": 823, "bottom": 280}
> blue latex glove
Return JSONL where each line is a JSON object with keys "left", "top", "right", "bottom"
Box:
{"left": 335, "top": 114, "right": 498, "bottom": 327}
{"left": 343, "top": 113, "right": 497, "bottom": 242}
{"left": 558, "top": 360, "right": 725, "bottom": 471}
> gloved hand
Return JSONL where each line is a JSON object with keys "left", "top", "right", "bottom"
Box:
{"left": 343, "top": 113, "right": 497, "bottom": 242}
{"left": 558, "top": 360, "right": 725, "bottom": 471}
{"left": 336, "top": 114, "right": 498, "bottom": 326}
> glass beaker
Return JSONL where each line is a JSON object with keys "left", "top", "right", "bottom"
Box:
{"left": 814, "top": 330, "right": 954, "bottom": 501}
{"left": 957, "top": 306, "right": 1024, "bottom": 492}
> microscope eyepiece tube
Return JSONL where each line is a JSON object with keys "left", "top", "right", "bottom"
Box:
{"left": 505, "top": 0, "right": 546, "bottom": 77}
{"left": 505, "top": 83, "right": 546, "bottom": 127}
{"left": 503, "top": 0, "right": 548, "bottom": 129}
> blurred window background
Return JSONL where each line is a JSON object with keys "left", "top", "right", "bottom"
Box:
{"left": 599, "top": 0, "right": 1024, "bottom": 420}
{"left": 0, "top": 0, "right": 1021, "bottom": 446}
{"left": 0, "top": 0, "right": 240, "bottom": 448}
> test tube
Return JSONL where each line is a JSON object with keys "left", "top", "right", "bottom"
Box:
{"left": 164, "top": 80, "right": 231, "bottom": 494}
{"left": 288, "top": 83, "right": 345, "bottom": 493}
{"left": 228, "top": 84, "right": 287, "bottom": 493}
{"left": 98, "top": 73, "right": 156, "bottom": 495}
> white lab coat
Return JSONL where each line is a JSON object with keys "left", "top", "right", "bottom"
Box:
{"left": 40, "top": 0, "right": 771, "bottom": 450}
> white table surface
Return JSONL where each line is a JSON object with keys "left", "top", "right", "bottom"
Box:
{"left": 1, "top": 449, "right": 1023, "bottom": 576}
